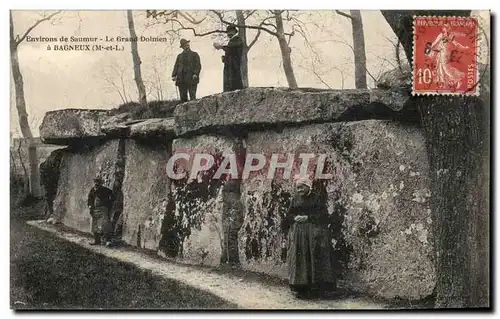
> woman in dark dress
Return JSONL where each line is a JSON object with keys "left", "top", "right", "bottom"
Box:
{"left": 286, "top": 178, "right": 337, "bottom": 298}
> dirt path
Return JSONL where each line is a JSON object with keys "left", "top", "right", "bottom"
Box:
{"left": 27, "top": 220, "right": 387, "bottom": 309}
{"left": 11, "top": 218, "right": 235, "bottom": 309}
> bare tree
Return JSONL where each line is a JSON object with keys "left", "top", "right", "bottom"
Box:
{"left": 10, "top": 10, "right": 60, "bottom": 198}
{"left": 294, "top": 38, "right": 346, "bottom": 89}
{"left": 127, "top": 10, "right": 147, "bottom": 107}
{"left": 148, "top": 64, "right": 165, "bottom": 100}
{"left": 272, "top": 10, "right": 298, "bottom": 88}
{"left": 15, "top": 138, "right": 29, "bottom": 194}
{"left": 100, "top": 62, "right": 133, "bottom": 104}
{"left": 9, "top": 132, "right": 19, "bottom": 189}
{"left": 235, "top": 10, "right": 261, "bottom": 87}
{"left": 336, "top": 10, "right": 367, "bottom": 89}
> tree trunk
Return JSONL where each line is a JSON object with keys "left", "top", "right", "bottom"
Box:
{"left": 381, "top": 10, "right": 489, "bottom": 308}
{"left": 127, "top": 10, "right": 147, "bottom": 107}
{"left": 16, "top": 139, "right": 29, "bottom": 194}
{"left": 350, "top": 10, "right": 367, "bottom": 89}
{"left": 10, "top": 12, "right": 41, "bottom": 198}
{"left": 10, "top": 147, "right": 17, "bottom": 177}
{"left": 236, "top": 10, "right": 249, "bottom": 88}
{"left": 274, "top": 11, "right": 298, "bottom": 89}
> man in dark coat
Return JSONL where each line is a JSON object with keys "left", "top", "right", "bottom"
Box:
{"left": 172, "top": 38, "right": 201, "bottom": 102}
{"left": 214, "top": 25, "right": 244, "bottom": 92}
{"left": 87, "top": 177, "right": 115, "bottom": 246}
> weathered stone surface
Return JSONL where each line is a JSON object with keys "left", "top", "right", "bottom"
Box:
{"left": 173, "top": 87, "right": 410, "bottom": 136}
{"left": 241, "top": 120, "right": 434, "bottom": 300}
{"left": 40, "top": 109, "right": 110, "bottom": 145}
{"left": 53, "top": 140, "right": 121, "bottom": 232}
{"left": 100, "top": 113, "right": 133, "bottom": 136}
{"left": 376, "top": 64, "right": 412, "bottom": 90}
{"left": 108, "top": 100, "right": 181, "bottom": 118}
{"left": 98, "top": 115, "right": 176, "bottom": 140}
{"left": 40, "top": 148, "right": 66, "bottom": 217}
{"left": 121, "top": 139, "right": 169, "bottom": 250}
{"left": 369, "top": 88, "right": 409, "bottom": 111}
{"left": 129, "top": 118, "right": 175, "bottom": 139}
{"left": 166, "top": 135, "right": 242, "bottom": 266}
{"left": 220, "top": 180, "right": 245, "bottom": 265}
{"left": 39, "top": 100, "right": 180, "bottom": 144}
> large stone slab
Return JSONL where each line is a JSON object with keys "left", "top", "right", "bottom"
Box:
{"left": 121, "top": 139, "right": 169, "bottom": 250}
{"left": 40, "top": 109, "right": 110, "bottom": 145}
{"left": 40, "top": 101, "right": 179, "bottom": 144}
{"left": 240, "top": 120, "right": 434, "bottom": 300}
{"left": 376, "top": 64, "right": 412, "bottom": 90}
{"left": 100, "top": 113, "right": 133, "bottom": 136}
{"left": 129, "top": 118, "right": 175, "bottom": 139}
{"left": 164, "top": 135, "right": 242, "bottom": 266}
{"left": 52, "top": 140, "right": 121, "bottom": 232}
{"left": 173, "top": 87, "right": 410, "bottom": 136}
{"left": 101, "top": 117, "right": 176, "bottom": 139}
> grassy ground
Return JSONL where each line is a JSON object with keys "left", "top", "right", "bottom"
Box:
{"left": 10, "top": 216, "right": 237, "bottom": 310}
{"left": 8, "top": 190, "right": 429, "bottom": 310}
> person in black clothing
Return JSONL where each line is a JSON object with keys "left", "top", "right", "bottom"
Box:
{"left": 214, "top": 25, "right": 244, "bottom": 92}
{"left": 285, "top": 178, "right": 337, "bottom": 299}
{"left": 87, "top": 177, "right": 115, "bottom": 246}
{"left": 172, "top": 38, "right": 201, "bottom": 102}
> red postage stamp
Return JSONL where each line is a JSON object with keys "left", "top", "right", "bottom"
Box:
{"left": 412, "top": 16, "right": 479, "bottom": 96}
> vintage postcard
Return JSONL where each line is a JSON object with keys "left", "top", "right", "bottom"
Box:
{"left": 10, "top": 9, "right": 491, "bottom": 310}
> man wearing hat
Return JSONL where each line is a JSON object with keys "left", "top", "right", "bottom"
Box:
{"left": 172, "top": 38, "right": 201, "bottom": 102}
{"left": 87, "top": 177, "right": 115, "bottom": 246}
{"left": 214, "top": 25, "right": 244, "bottom": 92}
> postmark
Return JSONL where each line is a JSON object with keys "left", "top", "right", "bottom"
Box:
{"left": 412, "top": 16, "right": 479, "bottom": 96}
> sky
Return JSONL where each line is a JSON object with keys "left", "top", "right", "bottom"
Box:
{"left": 9, "top": 10, "right": 490, "bottom": 137}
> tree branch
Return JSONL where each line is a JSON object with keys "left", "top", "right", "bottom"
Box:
{"left": 210, "top": 10, "right": 227, "bottom": 24}
{"left": 330, "top": 66, "right": 345, "bottom": 89}
{"left": 15, "top": 11, "right": 61, "bottom": 46}
{"left": 164, "top": 18, "right": 226, "bottom": 37}
{"left": 311, "top": 64, "right": 332, "bottom": 89}
{"left": 270, "top": 10, "right": 284, "bottom": 16}
{"left": 210, "top": 9, "right": 279, "bottom": 37}
{"left": 248, "top": 28, "right": 262, "bottom": 49}
{"left": 261, "top": 20, "right": 277, "bottom": 29}
{"left": 244, "top": 10, "right": 257, "bottom": 20}
{"left": 324, "top": 38, "right": 354, "bottom": 53}
{"left": 365, "top": 67, "right": 378, "bottom": 85}
{"left": 177, "top": 11, "right": 206, "bottom": 25}
{"left": 147, "top": 10, "right": 206, "bottom": 25}
{"left": 335, "top": 10, "right": 353, "bottom": 20}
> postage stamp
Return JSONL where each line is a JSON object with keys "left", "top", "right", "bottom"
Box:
{"left": 412, "top": 16, "right": 479, "bottom": 96}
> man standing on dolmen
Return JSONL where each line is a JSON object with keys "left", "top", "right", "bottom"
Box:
{"left": 172, "top": 38, "right": 201, "bottom": 102}
{"left": 214, "top": 25, "right": 244, "bottom": 92}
